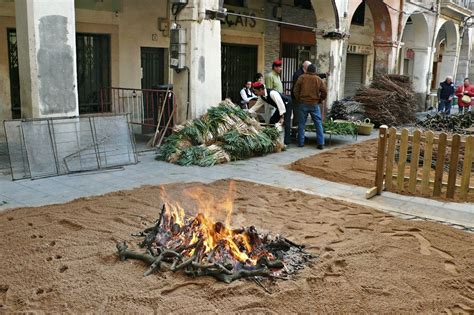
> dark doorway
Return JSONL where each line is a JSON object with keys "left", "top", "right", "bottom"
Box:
{"left": 221, "top": 43, "right": 258, "bottom": 103}
{"left": 7, "top": 29, "right": 21, "bottom": 119}
{"left": 76, "top": 33, "right": 111, "bottom": 114}
{"left": 141, "top": 47, "right": 165, "bottom": 90}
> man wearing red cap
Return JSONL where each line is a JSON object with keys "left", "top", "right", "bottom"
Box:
{"left": 249, "top": 81, "right": 292, "bottom": 145}
{"left": 265, "top": 59, "right": 284, "bottom": 93}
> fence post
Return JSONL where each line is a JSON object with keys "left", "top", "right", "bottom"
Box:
{"left": 375, "top": 126, "right": 388, "bottom": 195}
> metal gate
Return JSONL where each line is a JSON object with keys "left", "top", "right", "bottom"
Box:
{"left": 221, "top": 44, "right": 258, "bottom": 103}
{"left": 344, "top": 53, "right": 365, "bottom": 97}
{"left": 141, "top": 47, "right": 165, "bottom": 90}
{"left": 7, "top": 29, "right": 21, "bottom": 119}
{"left": 281, "top": 43, "right": 311, "bottom": 95}
{"left": 76, "top": 33, "right": 111, "bottom": 114}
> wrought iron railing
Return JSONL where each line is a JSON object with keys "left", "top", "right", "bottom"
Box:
{"left": 99, "top": 87, "right": 175, "bottom": 135}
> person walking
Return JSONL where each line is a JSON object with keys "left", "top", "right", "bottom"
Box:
{"left": 249, "top": 81, "right": 292, "bottom": 145}
{"left": 239, "top": 81, "right": 257, "bottom": 109}
{"left": 293, "top": 64, "right": 327, "bottom": 149}
{"left": 438, "top": 76, "right": 455, "bottom": 115}
{"left": 265, "top": 59, "right": 283, "bottom": 93}
{"left": 455, "top": 78, "right": 474, "bottom": 114}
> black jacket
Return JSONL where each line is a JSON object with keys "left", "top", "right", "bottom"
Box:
{"left": 439, "top": 81, "right": 455, "bottom": 100}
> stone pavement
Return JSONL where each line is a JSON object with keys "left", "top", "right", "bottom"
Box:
{"left": 0, "top": 133, "right": 473, "bottom": 230}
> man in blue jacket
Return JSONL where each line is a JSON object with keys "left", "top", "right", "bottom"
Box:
{"left": 438, "top": 76, "right": 455, "bottom": 115}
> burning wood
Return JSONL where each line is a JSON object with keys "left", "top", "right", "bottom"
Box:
{"left": 116, "top": 201, "right": 314, "bottom": 283}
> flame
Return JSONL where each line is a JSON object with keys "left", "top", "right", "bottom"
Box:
{"left": 158, "top": 181, "right": 255, "bottom": 264}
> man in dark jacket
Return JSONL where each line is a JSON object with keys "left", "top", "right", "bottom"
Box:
{"left": 438, "top": 76, "right": 455, "bottom": 115}
{"left": 293, "top": 64, "right": 327, "bottom": 149}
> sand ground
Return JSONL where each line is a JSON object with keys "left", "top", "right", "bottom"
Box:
{"left": 0, "top": 180, "right": 473, "bottom": 313}
{"left": 289, "top": 139, "right": 474, "bottom": 203}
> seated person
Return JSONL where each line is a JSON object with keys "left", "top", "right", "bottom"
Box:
{"left": 240, "top": 81, "right": 258, "bottom": 109}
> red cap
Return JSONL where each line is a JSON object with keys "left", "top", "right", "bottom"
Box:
{"left": 273, "top": 59, "right": 283, "bottom": 67}
{"left": 252, "top": 81, "right": 264, "bottom": 89}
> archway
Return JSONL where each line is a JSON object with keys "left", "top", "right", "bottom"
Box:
{"left": 399, "top": 13, "right": 430, "bottom": 107}
{"left": 343, "top": 0, "right": 393, "bottom": 97}
{"left": 433, "top": 21, "right": 459, "bottom": 89}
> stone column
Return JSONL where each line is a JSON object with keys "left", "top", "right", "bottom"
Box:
{"left": 172, "top": 0, "right": 222, "bottom": 124}
{"left": 315, "top": 36, "right": 346, "bottom": 107}
{"left": 411, "top": 47, "right": 431, "bottom": 110}
{"left": 15, "top": 0, "right": 79, "bottom": 118}
{"left": 373, "top": 41, "right": 397, "bottom": 75}
{"left": 438, "top": 50, "right": 458, "bottom": 84}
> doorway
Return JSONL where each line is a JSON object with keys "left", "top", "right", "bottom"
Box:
{"left": 141, "top": 47, "right": 165, "bottom": 90}
{"left": 221, "top": 43, "right": 258, "bottom": 103}
{"left": 7, "top": 29, "right": 21, "bottom": 119}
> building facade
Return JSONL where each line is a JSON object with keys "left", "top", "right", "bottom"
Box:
{"left": 0, "top": 0, "right": 473, "bottom": 137}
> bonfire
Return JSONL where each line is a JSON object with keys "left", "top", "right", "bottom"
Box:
{"left": 116, "top": 184, "right": 314, "bottom": 284}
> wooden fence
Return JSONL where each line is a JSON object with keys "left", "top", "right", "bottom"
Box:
{"left": 366, "top": 126, "right": 474, "bottom": 201}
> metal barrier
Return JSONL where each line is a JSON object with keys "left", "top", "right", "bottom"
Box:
{"left": 100, "top": 87, "right": 176, "bottom": 135}
{"left": 4, "top": 114, "right": 138, "bottom": 180}
{"left": 367, "top": 126, "right": 474, "bottom": 201}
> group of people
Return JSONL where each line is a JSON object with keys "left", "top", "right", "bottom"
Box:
{"left": 239, "top": 59, "right": 328, "bottom": 149}
{"left": 438, "top": 76, "right": 473, "bottom": 114}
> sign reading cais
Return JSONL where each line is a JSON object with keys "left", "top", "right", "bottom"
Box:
{"left": 221, "top": 10, "right": 257, "bottom": 28}
{"left": 220, "top": 6, "right": 263, "bottom": 33}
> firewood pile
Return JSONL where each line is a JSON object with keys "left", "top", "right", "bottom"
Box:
{"left": 116, "top": 204, "right": 314, "bottom": 284}
{"left": 157, "top": 100, "right": 284, "bottom": 167}
{"left": 353, "top": 75, "right": 417, "bottom": 127}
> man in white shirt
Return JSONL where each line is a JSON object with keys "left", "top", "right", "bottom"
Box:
{"left": 249, "top": 81, "right": 292, "bottom": 145}
{"left": 240, "top": 81, "right": 257, "bottom": 109}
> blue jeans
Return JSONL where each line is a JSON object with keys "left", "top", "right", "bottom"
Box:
{"left": 438, "top": 99, "right": 452, "bottom": 114}
{"left": 298, "top": 104, "right": 324, "bottom": 146}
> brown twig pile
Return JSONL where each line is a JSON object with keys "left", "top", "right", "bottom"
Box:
{"left": 353, "top": 75, "right": 417, "bottom": 127}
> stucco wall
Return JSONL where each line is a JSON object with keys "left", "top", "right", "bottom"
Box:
{"left": 348, "top": 3, "right": 375, "bottom": 85}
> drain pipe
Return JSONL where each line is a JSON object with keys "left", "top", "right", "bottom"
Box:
{"left": 198, "top": 0, "right": 206, "bottom": 23}
{"left": 426, "top": 0, "right": 440, "bottom": 109}
{"left": 396, "top": 0, "right": 405, "bottom": 73}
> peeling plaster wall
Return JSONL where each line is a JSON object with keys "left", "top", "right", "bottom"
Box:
{"left": 16, "top": 0, "right": 79, "bottom": 118}
{"left": 348, "top": 3, "right": 375, "bottom": 85}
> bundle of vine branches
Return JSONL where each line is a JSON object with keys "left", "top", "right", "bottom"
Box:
{"left": 416, "top": 112, "right": 474, "bottom": 134}
{"left": 353, "top": 75, "right": 417, "bottom": 127}
{"left": 328, "top": 99, "right": 365, "bottom": 121}
{"left": 158, "top": 100, "right": 284, "bottom": 166}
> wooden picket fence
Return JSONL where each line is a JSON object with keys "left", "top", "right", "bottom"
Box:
{"left": 366, "top": 126, "right": 474, "bottom": 201}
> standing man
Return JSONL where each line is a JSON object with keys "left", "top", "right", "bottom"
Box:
{"left": 290, "top": 61, "right": 328, "bottom": 134}
{"left": 455, "top": 78, "right": 474, "bottom": 114}
{"left": 438, "top": 76, "right": 455, "bottom": 115}
{"left": 293, "top": 64, "right": 327, "bottom": 149}
{"left": 265, "top": 59, "right": 283, "bottom": 93}
{"left": 249, "top": 81, "right": 292, "bottom": 145}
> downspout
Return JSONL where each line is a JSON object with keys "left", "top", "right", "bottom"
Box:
{"left": 426, "top": 0, "right": 440, "bottom": 109}
{"left": 198, "top": 0, "right": 206, "bottom": 23}
{"left": 396, "top": 0, "right": 405, "bottom": 73}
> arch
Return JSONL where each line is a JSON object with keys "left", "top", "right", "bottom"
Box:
{"left": 401, "top": 13, "right": 430, "bottom": 48}
{"left": 434, "top": 20, "right": 459, "bottom": 88}
{"left": 310, "top": 0, "right": 339, "bottom": 31}
{"left": 399, "top": 13, "right": 431, "bottom": 109}
{"left": 435, "top": 20, "right": 458, "bottom": 52}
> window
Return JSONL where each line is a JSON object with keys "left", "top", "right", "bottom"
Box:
{"left": 294, "top": 0, "right": 312, "bottom": 10}
{"left": 351, "top": 3, "right": 365, "bottom": 26}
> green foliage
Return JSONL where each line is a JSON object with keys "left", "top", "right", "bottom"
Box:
{"left": 158, "top": 100, "right": 283, "bottom": 166}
